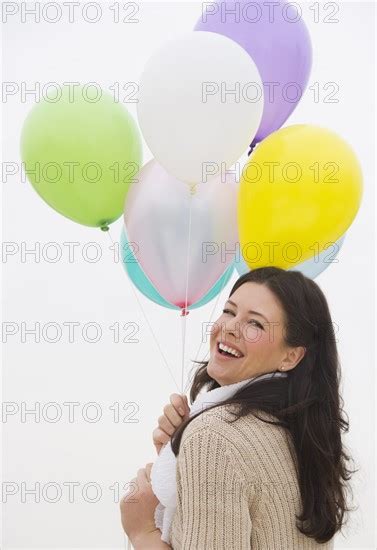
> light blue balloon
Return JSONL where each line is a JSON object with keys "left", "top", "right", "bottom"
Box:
{"left": 120, "top": 226, "right": 234, "bottom": 310}
{"left": 235, "top": 235, "right": 346, "bottom": 279}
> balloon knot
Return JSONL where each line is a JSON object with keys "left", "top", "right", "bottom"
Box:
{"left": 247, "top": 140, "right": 257, "bottom": 157}
{"left": 100, "top": 224, "right": 110, "bottom": 232}
{"left": 189, "top": 183, "right": 197, "bottom": 195}
{"left": 180, "top": 308, "right": 190, "bottom": 317}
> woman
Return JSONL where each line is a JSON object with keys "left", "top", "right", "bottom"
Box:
{"left": 120, "top": 267, "right": 357, "bottom": 549}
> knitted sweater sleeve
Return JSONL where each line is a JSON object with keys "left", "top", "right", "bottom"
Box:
{"left": 173, "top": 423, "right": 252, "bottom": 549}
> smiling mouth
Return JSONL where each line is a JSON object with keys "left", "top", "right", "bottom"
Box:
{"left": 216, "top": 342, "right": 244, "bottom": 359}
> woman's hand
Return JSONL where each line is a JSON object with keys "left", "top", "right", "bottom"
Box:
{"left": 120, "top": 462, "right": 161, "bottom": 545}
{"left": 152, "top": 393, "right": 190, "bottom": 454}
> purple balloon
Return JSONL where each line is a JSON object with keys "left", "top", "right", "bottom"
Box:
{"left": 194, "top": 0, "right": 312, "bottom": 147}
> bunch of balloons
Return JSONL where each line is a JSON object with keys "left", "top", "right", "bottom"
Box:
{"left": 21, "top": 0, "right": 363, "bottom": 315}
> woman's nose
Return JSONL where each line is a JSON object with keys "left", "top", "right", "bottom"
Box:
{"left": 222, "top": 320, "right": 241, "bottom": 339}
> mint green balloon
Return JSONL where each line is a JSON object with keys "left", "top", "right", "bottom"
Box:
{"left": 20, "top": 86, "right": 142, "bottom": 229}
{"left": 235, "top": 234, "right": 346, "bottom": 279}
{"left": 120, "top": 227, "right": 234, "bottom": 310}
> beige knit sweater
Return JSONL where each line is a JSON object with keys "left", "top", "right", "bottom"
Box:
{"left": 170, "top": 404, "right": 335, "bottom": 549}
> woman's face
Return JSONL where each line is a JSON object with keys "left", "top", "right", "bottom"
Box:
{"left": 208, "top": 282, "right": 303, "bottom": 386}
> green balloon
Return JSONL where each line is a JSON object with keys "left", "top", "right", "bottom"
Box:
{"left": 20, "top": 86, "right": 142, "bottom": 229}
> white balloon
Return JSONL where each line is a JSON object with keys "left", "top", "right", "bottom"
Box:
{"left": 123, "top": 159, "right": 239, "bottom": 308}
{"left": 137, "top": 31, "right": 264, "bottom": 184}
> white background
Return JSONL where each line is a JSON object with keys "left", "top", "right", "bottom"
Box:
{"left": 1, "top": 1, "right": 375, "bottom": 548}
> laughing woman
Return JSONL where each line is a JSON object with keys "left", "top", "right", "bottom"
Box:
{"left": 121, "top": 267, "right": 357, "bottom": 549}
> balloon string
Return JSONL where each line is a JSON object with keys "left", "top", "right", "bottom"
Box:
{"left": 107, "top": 229, "right": 133, "bottom": 550}
{"left": 105, "top": 229, "right": 180, "bottom": 392}
{"left": 188, "top": 263, "right": 233, "bottom": 387}
{"left": 105, "top": 227, "right": 179, "bottom": 550}
{"left": 181, "top": 313, "right": 187, "bottom": 394}
{"left": 106, "top": 230, "right": 114, "bottom": 244}
{"left": 180, "top": 185, "right": 195, "bottom": 393}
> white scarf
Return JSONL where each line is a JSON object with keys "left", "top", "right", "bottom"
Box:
{"left": 150, "top": 371, "right": 288, "bottom": 544}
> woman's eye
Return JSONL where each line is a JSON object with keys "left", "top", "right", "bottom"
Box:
{"left": 222, "top": 309, "right": 264, "bottom": 330}
{"left": 248, "top": 319, "right": 264, "bottom": 330}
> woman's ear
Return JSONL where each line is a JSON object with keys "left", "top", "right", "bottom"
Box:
{"left": 282, "top": 346, "right": 307, "bottom": 371}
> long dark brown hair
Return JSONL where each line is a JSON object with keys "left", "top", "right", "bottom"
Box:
{"left": 171, "top": 266, "right": 358, "bottom": 543}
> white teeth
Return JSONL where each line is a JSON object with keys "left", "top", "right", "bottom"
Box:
{"left": 218, "top": 342, "right": 242, "bottom": 358}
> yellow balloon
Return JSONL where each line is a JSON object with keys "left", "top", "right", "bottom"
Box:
{"left": 238, "top": 124, "right": 363, "bottom": 270}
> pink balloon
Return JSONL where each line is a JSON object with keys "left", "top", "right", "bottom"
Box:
{"left": 123, "top": 160, "right": 238, "bottom": 308}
